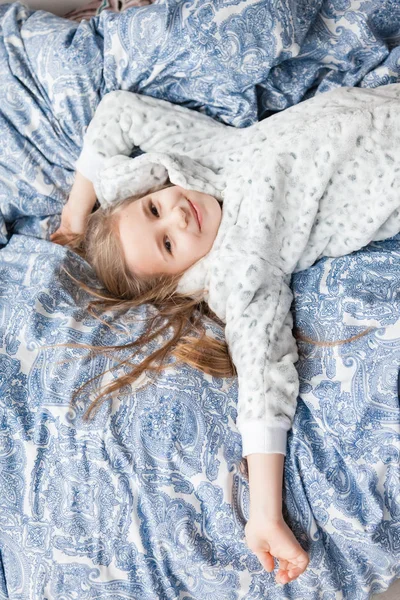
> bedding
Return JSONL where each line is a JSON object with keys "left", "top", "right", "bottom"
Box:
{"left": 0, "top": 220, "right": 399, "bottom": 600}
{"left": 0, "top": 0, "right": 399, "bottom": 598}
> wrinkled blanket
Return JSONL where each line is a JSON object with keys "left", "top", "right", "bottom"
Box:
{"left": 0, "top": 1, "right": 399, "bottom": 599}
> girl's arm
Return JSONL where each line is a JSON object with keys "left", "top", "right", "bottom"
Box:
{"left": 50, "top": 171, "right": 97, "bottom": 244}
{"left": 223, "top": 259, "right": 299, "bottom": 458}
{"left": 215, "top": 257, "right": 309, "bottom": 580}
{"left": 248, "top": 453, "right": 284, "bottom": 519}
{"left": 67, "top": 170, "right": 97, "bottom": 213}
{"left": 245, "top": 453, "right": 309, "bottom": 584}
{"left": 75, "top": 90, "right": 226, "bottom": 186}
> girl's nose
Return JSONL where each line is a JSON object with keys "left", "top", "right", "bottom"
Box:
{"left": 172, "top": 206, "right": 188, "bottom": 229}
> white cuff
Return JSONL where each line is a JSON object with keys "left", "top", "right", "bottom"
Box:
{"left": 75, "top": 145, "right": 106, "bottom": 183}
{"left": 239, "top": 422, "right": 288, "bottom": 457}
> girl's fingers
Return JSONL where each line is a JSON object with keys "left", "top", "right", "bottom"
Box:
{"left": 276, "top": 557, "right": 309, "bottom": 584}
{"left": 276, "top": 570, "right": 289, "bottom": 584}
{"left": 276, "top": 568, "right": 300, "bottom": 584}
{"left": 255, "top": 550, "right": 275, "bottom": 572}
{"left": 288, "top": 566, "right": 303, "bottom": 578}
{"left": 279, "top": 559, "right": 289, "bottom": 572}
{"left": 295, "top": 553, "right": 309, "bottom": 570}
{"left": 285, "top": 561, "right": 308, "bottom": 581}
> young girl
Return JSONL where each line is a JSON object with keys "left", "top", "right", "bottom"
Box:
{"left": 50, "top": 84, "right": 400, "bottom": 586}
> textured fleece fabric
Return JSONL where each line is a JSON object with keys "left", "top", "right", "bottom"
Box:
{"left": 76, "top": 84, "right": 400, "bottom": 457}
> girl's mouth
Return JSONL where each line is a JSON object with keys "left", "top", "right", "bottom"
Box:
{"left": 188, "top": 199, "right": 202, "bottom": 231}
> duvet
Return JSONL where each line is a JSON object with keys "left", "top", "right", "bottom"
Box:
{"left": 0, "top": 1, "right": 399, "bottom": 598}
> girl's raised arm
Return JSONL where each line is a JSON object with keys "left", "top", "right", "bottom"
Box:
{"left": 50, "top": 171, "right": 97, "bottom": 244}
{"left": 75, "top": 90, "right": 226, "bottom": 186}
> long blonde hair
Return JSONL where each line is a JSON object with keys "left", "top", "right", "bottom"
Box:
{"left": 294, "top": 327, "right": 375, "bottom": 347}
{"left": 47, "top": 186, "right": 236, "bottom": 421}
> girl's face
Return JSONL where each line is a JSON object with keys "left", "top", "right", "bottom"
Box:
{"left": 117, "top": 185, "right": 222, "bottom": 276}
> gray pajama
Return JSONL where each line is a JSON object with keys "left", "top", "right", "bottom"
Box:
{"left": 76, "top": 84, "right": 400, "bottom": 457}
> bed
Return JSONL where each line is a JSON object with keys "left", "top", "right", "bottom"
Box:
{"left": 0, "top": 1, "right": 399, "bottom": 598}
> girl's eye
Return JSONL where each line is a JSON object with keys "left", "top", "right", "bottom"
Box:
{"left": 150, "top": 202, "right": 159, "bottom": 217}
{"left": 164, "top": 237, "right": 172, "bottom": 254}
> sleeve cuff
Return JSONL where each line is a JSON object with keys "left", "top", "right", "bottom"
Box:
{"left": 75, "top": 145, "right": 106, "bottom": 183}
{"left": 238, "top": 422, "right": 288, "bottom": 457}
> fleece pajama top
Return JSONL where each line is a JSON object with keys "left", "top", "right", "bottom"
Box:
{"left": 76, "top": 83, "right": 400, "bottom": 458}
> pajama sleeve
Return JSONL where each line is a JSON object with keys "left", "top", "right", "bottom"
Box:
{"left": 220, "top": 258, "right": 299, "bottom": 457}
{"left": 75, "top": 90, "right": 225, "bottom": 183}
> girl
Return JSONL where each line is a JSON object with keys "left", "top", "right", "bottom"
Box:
{"left": 51, "top": 84, "right": 400, "bottom": 585}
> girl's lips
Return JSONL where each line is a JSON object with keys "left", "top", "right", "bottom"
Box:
{"left": 188, "top": 199, "right": 202, "bottom": 231}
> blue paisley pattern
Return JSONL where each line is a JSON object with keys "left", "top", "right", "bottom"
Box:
{"left": 0, "top": 0, "right": 399, "bottom": 598}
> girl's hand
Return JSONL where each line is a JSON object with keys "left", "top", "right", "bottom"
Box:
{"left": 245, "top": 515, "right": 309, "bottom": 584}
{"left": 50, "top": 201, "right": 88, "bottom": 245}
